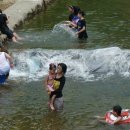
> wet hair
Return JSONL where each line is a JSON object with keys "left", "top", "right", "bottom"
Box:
{"left": 58, "top": 63, "right": 67, "bottom": 74}
{"left": 49, "top": 63, "right": 56, "bottom": 70}
{"left": 68, "top": 6, "right": 80, "bottom": 15}
{"left": 78, "top": 11, "right": 85, "bottom": 17}
{"left": 0, "top": 9, "right": 2, "bottom": 14}
{"left": 113, "top": 105, "right": 122, "bottom": 116}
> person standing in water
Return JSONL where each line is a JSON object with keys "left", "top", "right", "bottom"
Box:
{"left": 0, "top": 9, "right": 21, "bottom": 43}
{"left": 76, "top": 11, "right": 88, "bottom": 39}
{"left": 45, "top": 63, "right": 67, "bottom": 111}
{"left": 0, "top": 45, "right": 13, "bottom": 84}
{"left": 68, "top": 10, "right": 88, "bottom": 39}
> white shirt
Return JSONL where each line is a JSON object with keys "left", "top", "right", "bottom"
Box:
{"left": 0, "top": 52, "right": 10, "bottom": 75}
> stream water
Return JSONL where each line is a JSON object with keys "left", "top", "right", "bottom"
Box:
{"left": 1, "top": 0, "right": 130, "bottom": 129}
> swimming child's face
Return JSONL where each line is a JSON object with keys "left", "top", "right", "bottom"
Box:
{"left": 113, "top": 110, "right": 118, "bottom": 116}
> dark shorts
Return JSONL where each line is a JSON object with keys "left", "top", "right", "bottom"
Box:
{"left": 1, "top": 28, "right": 14, "bottom": 39}
{"left": 0, "top": 75, "right": 6, "bottom": 84}
{"left": 5, "top": 29, "right": 14, "bottom": 39}
{"left": 78, "top": 31, "right": 88, "bottom": 39}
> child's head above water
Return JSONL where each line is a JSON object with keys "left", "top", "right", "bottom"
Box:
{"left": 78, "top": 11, "right": 85, "bottom": 18}
{"left": 113, "top": 105, "right": 122, "bottom": 116}
{"left": 49, "top": 63, "right": 56, "bottom": 73}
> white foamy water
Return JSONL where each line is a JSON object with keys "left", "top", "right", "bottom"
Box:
{"left": 52, "top": 22, "right": 77, "bottom": 38}
{"left": 9, "top": 47, "right": 130, "bottom": 82}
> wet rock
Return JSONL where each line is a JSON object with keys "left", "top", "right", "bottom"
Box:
{"left": 0, "top": 32, "right": 7, "bottom": 43}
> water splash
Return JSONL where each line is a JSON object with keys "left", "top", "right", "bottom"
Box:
{"left": 52, "top": 22, "right": 77, "bottom": 38}
{"left": 10, "top": 47, "right": 130, "bottom": 82}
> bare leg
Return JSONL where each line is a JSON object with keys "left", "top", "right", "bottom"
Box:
{"left": 13, "top": 32, "right": 22, "bottom": 40}
{"left": 12, "top": 36, "right": 18, "bottom": 43}
{"left": 50, "top": 95, "right": 56, "bottom": 111}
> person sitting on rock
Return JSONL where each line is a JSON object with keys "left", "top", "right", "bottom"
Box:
{"left": 0, "top": 9, "right": 22, "bottom": 43}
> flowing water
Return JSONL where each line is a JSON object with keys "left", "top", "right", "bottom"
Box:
{"left": 1, "top": 0, "right": 130, "bottom": 129}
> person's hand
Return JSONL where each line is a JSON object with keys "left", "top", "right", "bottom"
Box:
{"left": 10, "top": 63, "right": 14, "bottom": 68}
{"left": 110, "top": 122, "right": 115, "bottom": 125}
{"left": 95, "top": 116, "right": 101, "bottom": 119}
{"left": 76, "top": 32, "right": 79, "bottom": 36}
{"left": 47, "top": 90, "right": 51, "bottom": 95}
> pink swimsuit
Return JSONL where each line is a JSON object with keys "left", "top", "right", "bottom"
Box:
{"left": 47, "top": 75, "right": 54, "bottom": 92}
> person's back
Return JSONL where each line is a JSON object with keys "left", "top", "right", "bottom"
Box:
{"left": 0, "top": 52, "right": 10, "bottom": 75}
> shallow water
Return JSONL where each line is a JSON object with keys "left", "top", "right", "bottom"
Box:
{"left": 1, "top": 0, "right": 130, "bottom": 129}
{"left": 1, "top": 77, "right": 130, "bottom": 130}
{"left": 10, "top": 0, "right": 130, "bottom": 50}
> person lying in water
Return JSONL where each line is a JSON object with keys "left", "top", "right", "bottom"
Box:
{"left": 0, "top": 9, "right": 22, "bottom": 43}
{"left": 96, "top": 105, "right": 130, "bottom": 125}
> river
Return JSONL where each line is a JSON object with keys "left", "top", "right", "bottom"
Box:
{"left": 1, "top": 0, "right": 130, "bottom": 129}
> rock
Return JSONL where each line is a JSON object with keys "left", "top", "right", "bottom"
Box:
{"left": 0, "top": 31, "right": 7, "bottom": 49}
{"left": 0, "top": 33, "right": 7, "bottom": 42}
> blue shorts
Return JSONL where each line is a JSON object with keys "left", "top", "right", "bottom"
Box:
{"left": 0, "top": 75, "right": 6, "bottom": 84}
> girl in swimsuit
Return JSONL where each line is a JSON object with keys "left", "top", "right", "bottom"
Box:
{"left": 44, "top": 63, "right": 56, "bottom": 110}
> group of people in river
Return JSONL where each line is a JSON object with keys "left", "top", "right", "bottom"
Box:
{"left": 44, "top": 62, "right": 130, "bottom": 125}
{"left": 0, "top": 5, "right": 130, "bottom": 126}
{"left": 64, "top": 5, "right": 88, "bottom": 39}
{"left": 0, "top": 6, "right": 87, "bottom": 44}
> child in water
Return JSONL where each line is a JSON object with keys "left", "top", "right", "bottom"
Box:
{"left": 66, "top": 11, "right": 88, "bottom": 39}
{"left": 96, "top": 105, "right": 123, "bottom": 125}
{"left": 44, "top": 63, "right": 57, "bottom": 110}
